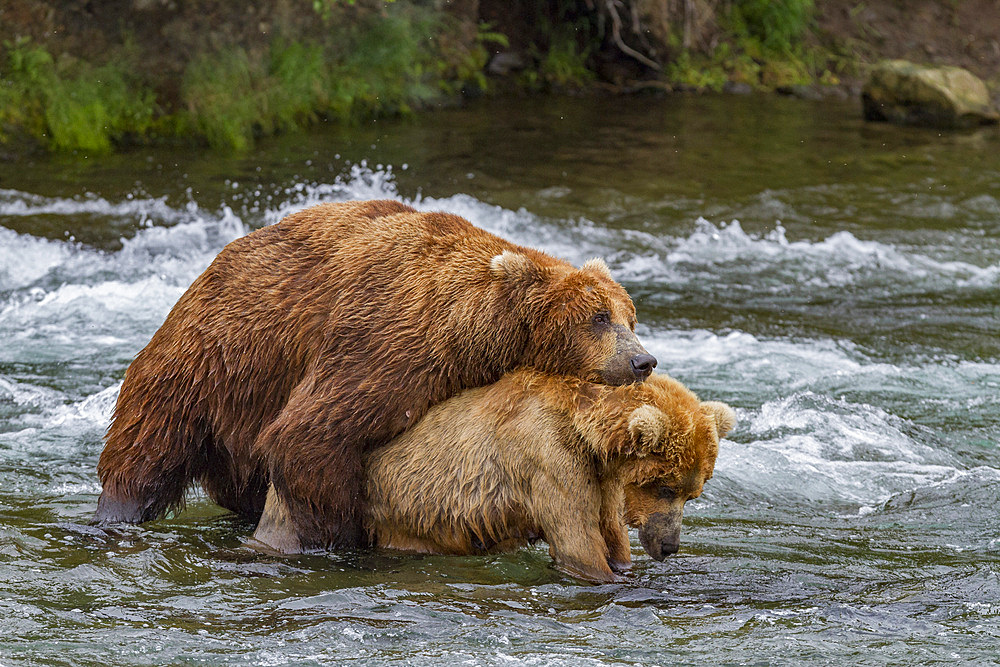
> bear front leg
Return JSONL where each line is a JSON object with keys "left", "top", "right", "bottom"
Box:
{"left": 252, "top": 370, "right": 376, "bottom": 550}
{"left": 545, "top": 527, "right": 620, "bottom": 584}
{"left": 602, "top": 521, "right": 632, "bottom": 573}
{"left": 533, "top": 476, "right": 619, "bottom": 584}
{"left": 598, "top": 478, "right": 631, "bottom": 572}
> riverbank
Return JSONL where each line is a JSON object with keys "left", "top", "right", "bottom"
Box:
{"left": 1, "top": 0, "right": 998, "bottom": 154}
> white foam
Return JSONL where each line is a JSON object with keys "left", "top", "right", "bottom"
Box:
{"left": 1, "top": 195, "right": 251, "bottom": 364}
{"left": 0, "top": 188, "right": 179, "bottom": 223}
{"left": 116, "top": 204, "right": 248, "bottom": 276}
{"left": 75, "top": 383, "right": 120, "bottom": 423}
{"left": 746, "top": 392, "right": 949, "bottom": 464}
{"left": 0, "top": 383, "right": 119, "bottom": 457}
{"left": 0, "top": 227, "right": 76, "bottom": 290}
{"left": 638, "top": 328, "right": 992, "bottom": 510}
{"left": 51, "top": 481, "right": 103, "bottom": 495}
{"left": 644, "top": 329, "right": 862, "bottom": 374}
{"left": 260, "top": 163, "right": 406, "bottom": 226}
{"left": 714, "top": 391, "right": 962, "bottom": 507}
{"left": 251, "top": 168, "right": 1000, "bottom": 291}
{"left": 0, "top": 278, "right": 185, "bottom": 362}
{"left": 32, "top": 278, "right": 182, "bottom": 315}
{"left": 644, "top": 217, "right": 1000, "bottom": 289}
{"left": 1, "top": 189, "right": 248, "bottom": 286}
{"left": 0, "top": 376, "right": 63, "bottom": 410}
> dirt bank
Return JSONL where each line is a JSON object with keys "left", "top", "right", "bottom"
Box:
{"left": 1, "top": 0, "right": 998, "bottom": 153}
{"left": 813, "top": 0, "right": 1000, "bottom": 92}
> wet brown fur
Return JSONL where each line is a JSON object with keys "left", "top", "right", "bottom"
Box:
{"left": 254, "top": 370, "right": 734, "bottom": 583}
{"left": 97, "top": 200, "right": 649, "bottom": 548}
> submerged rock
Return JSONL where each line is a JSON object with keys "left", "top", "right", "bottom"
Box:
{"left": 862, "top": 60, "right": 999, "bottom": 129}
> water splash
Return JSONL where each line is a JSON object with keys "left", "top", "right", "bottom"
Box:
{"left": 617, "top": 217, "right": 1000, "bottom": 291}
{"left": 0, "top": 188, "right": 177, "bottom": 223}
{"left": 242, "top": 167, "right": 1000, "bottom": 295}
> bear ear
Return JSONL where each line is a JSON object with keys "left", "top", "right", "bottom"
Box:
{"left": 627, "top": 403, "right": 669, "bottom": 453}
{"left": 490, "top": 251, "right": 545, "bottom": 284}
{"left": 581, "top": 257, "right": 613, "bottom": 279}
{"left": 702, "top": 401, "right": 736, "bottom": 438}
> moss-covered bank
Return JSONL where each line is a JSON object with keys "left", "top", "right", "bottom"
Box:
{"left": 1, "top": 0, "right": 996, "bottom": 154}
{"left": 0, "top": 1, "right": 506, "bottom": 152}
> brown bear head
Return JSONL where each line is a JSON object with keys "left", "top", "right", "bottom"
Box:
{"left": 490, "top": 252, "right": 656, "bottom": 385}
{"left": 621, "top": 395, "right": 736, "bottom": 561}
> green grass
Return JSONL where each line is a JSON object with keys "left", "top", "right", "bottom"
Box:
{"left": 665, "top": 50, "right": 729, "bottom": 92}
{"left": 181, "top": 48, "right": 262, "bottom": 152}
{"left": 328, "top": 8, "right": 438, "bottom": 119}
{"left": 1, "top": 40, "right": 154, "bottom": 152}
{"left": 180, "top": 6, "right": 453, "bottom": 150}
{"left": 727, "top": 0, "right": 815, "bottom": 56}
{"left": 0, "top": 4, "right": 490, "bottom": 153}
{"left": 269, "top": 40, "right": 330, "bottom": 131}
{"left": 538, "top": 31, "right": 594, "bottom": 88}
{"left": 659, "top": 0, "right": 833, "bottom": 92}
{"left": 0, "top": 0, "right": 848, "bottom": 154}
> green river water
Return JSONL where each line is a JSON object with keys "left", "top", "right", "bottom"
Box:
{"left": 1, "top": 94, "right": 999, "bottom": 664}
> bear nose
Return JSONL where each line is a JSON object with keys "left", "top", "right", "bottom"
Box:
{"left": 630, "top": 353, "right": 657, "bottom": 380}
{"left": 659, "top": 537, "right": 679, "bottom": 558}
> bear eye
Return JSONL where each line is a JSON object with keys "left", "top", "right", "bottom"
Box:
{"left": 643, "top": 482, "right": 675, "bottom": 500}
{"left": 592, "top": 311, "right": 611, "bottom": 326}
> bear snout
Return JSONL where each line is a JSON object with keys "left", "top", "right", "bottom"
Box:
{"left": 638, "top": 510, "right": 683, "bottom": 561}
{"left": 656, "top": 535, "right": 680, "bottom": 558}
{"left": 599, "top": 328, "right": 656, "bottom": 385}
{"left": 630, "top": 353, "right": 657, "bottom": 381}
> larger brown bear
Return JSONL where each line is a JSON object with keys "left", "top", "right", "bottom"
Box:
{"left": 97, "top": 200, "right": 656, "bottom": 548}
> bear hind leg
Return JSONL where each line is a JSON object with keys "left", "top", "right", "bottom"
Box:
{"left": 96, "top": 453, "right": 194, "bottom": 524}
{"left": 96, "top": 410, "right": 210, "bottom": 524}
{"left": 251, "top": 484, "right": 305, "bottom": 554}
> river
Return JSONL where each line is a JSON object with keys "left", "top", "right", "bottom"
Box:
{"left": 1, "top": 94, "right": 998, "bottom": 664}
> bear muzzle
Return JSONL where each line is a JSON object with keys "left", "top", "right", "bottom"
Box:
{"left": 630, "top": 353, "right": 657, "bottom": 381}
{"left": 638, "top": 509, "right": 683, "bottom": 561}
{"left": 600, "top": 327, "right": 657, "bottom": 385}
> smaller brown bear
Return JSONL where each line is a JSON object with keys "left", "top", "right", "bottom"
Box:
{"left": 253, "top": 371, "right": 735, "bottom": 583}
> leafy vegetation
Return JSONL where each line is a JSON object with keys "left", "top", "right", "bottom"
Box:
{"left": 181, "top": 48, "right": 263, "bottom": 152}
{"left": 327, "top": 8, "right": 438, "bottom": 120}
{"left": 656, "top": 0, "right": 832, "bottom": 92}
{"left": 181, "top": 40, "right": 335, "bottom": 151}
{"left": 727, "top": 0, "right": 815, "bottom": 56}
{"left": 537, "top": 31, "right": 594, "bottom": 88}
{"left": 0, "top": 4, "right": 495, "bottom": 153}
{"left": 0, "top": 0, "right": 851, "bottom": 154}
{"left": 0, "top": 39, "right": 154, "bottom": 152}
{"left": 435, "top": 22, "right": 509, "bottom": 96}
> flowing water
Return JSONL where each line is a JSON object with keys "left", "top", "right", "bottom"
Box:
{"left": 1, "top": 95, "right": 999, "bottom": 665}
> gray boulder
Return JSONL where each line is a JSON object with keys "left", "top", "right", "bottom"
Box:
{"left": 862, "top": 60, "right": 999, "bottom": 129}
